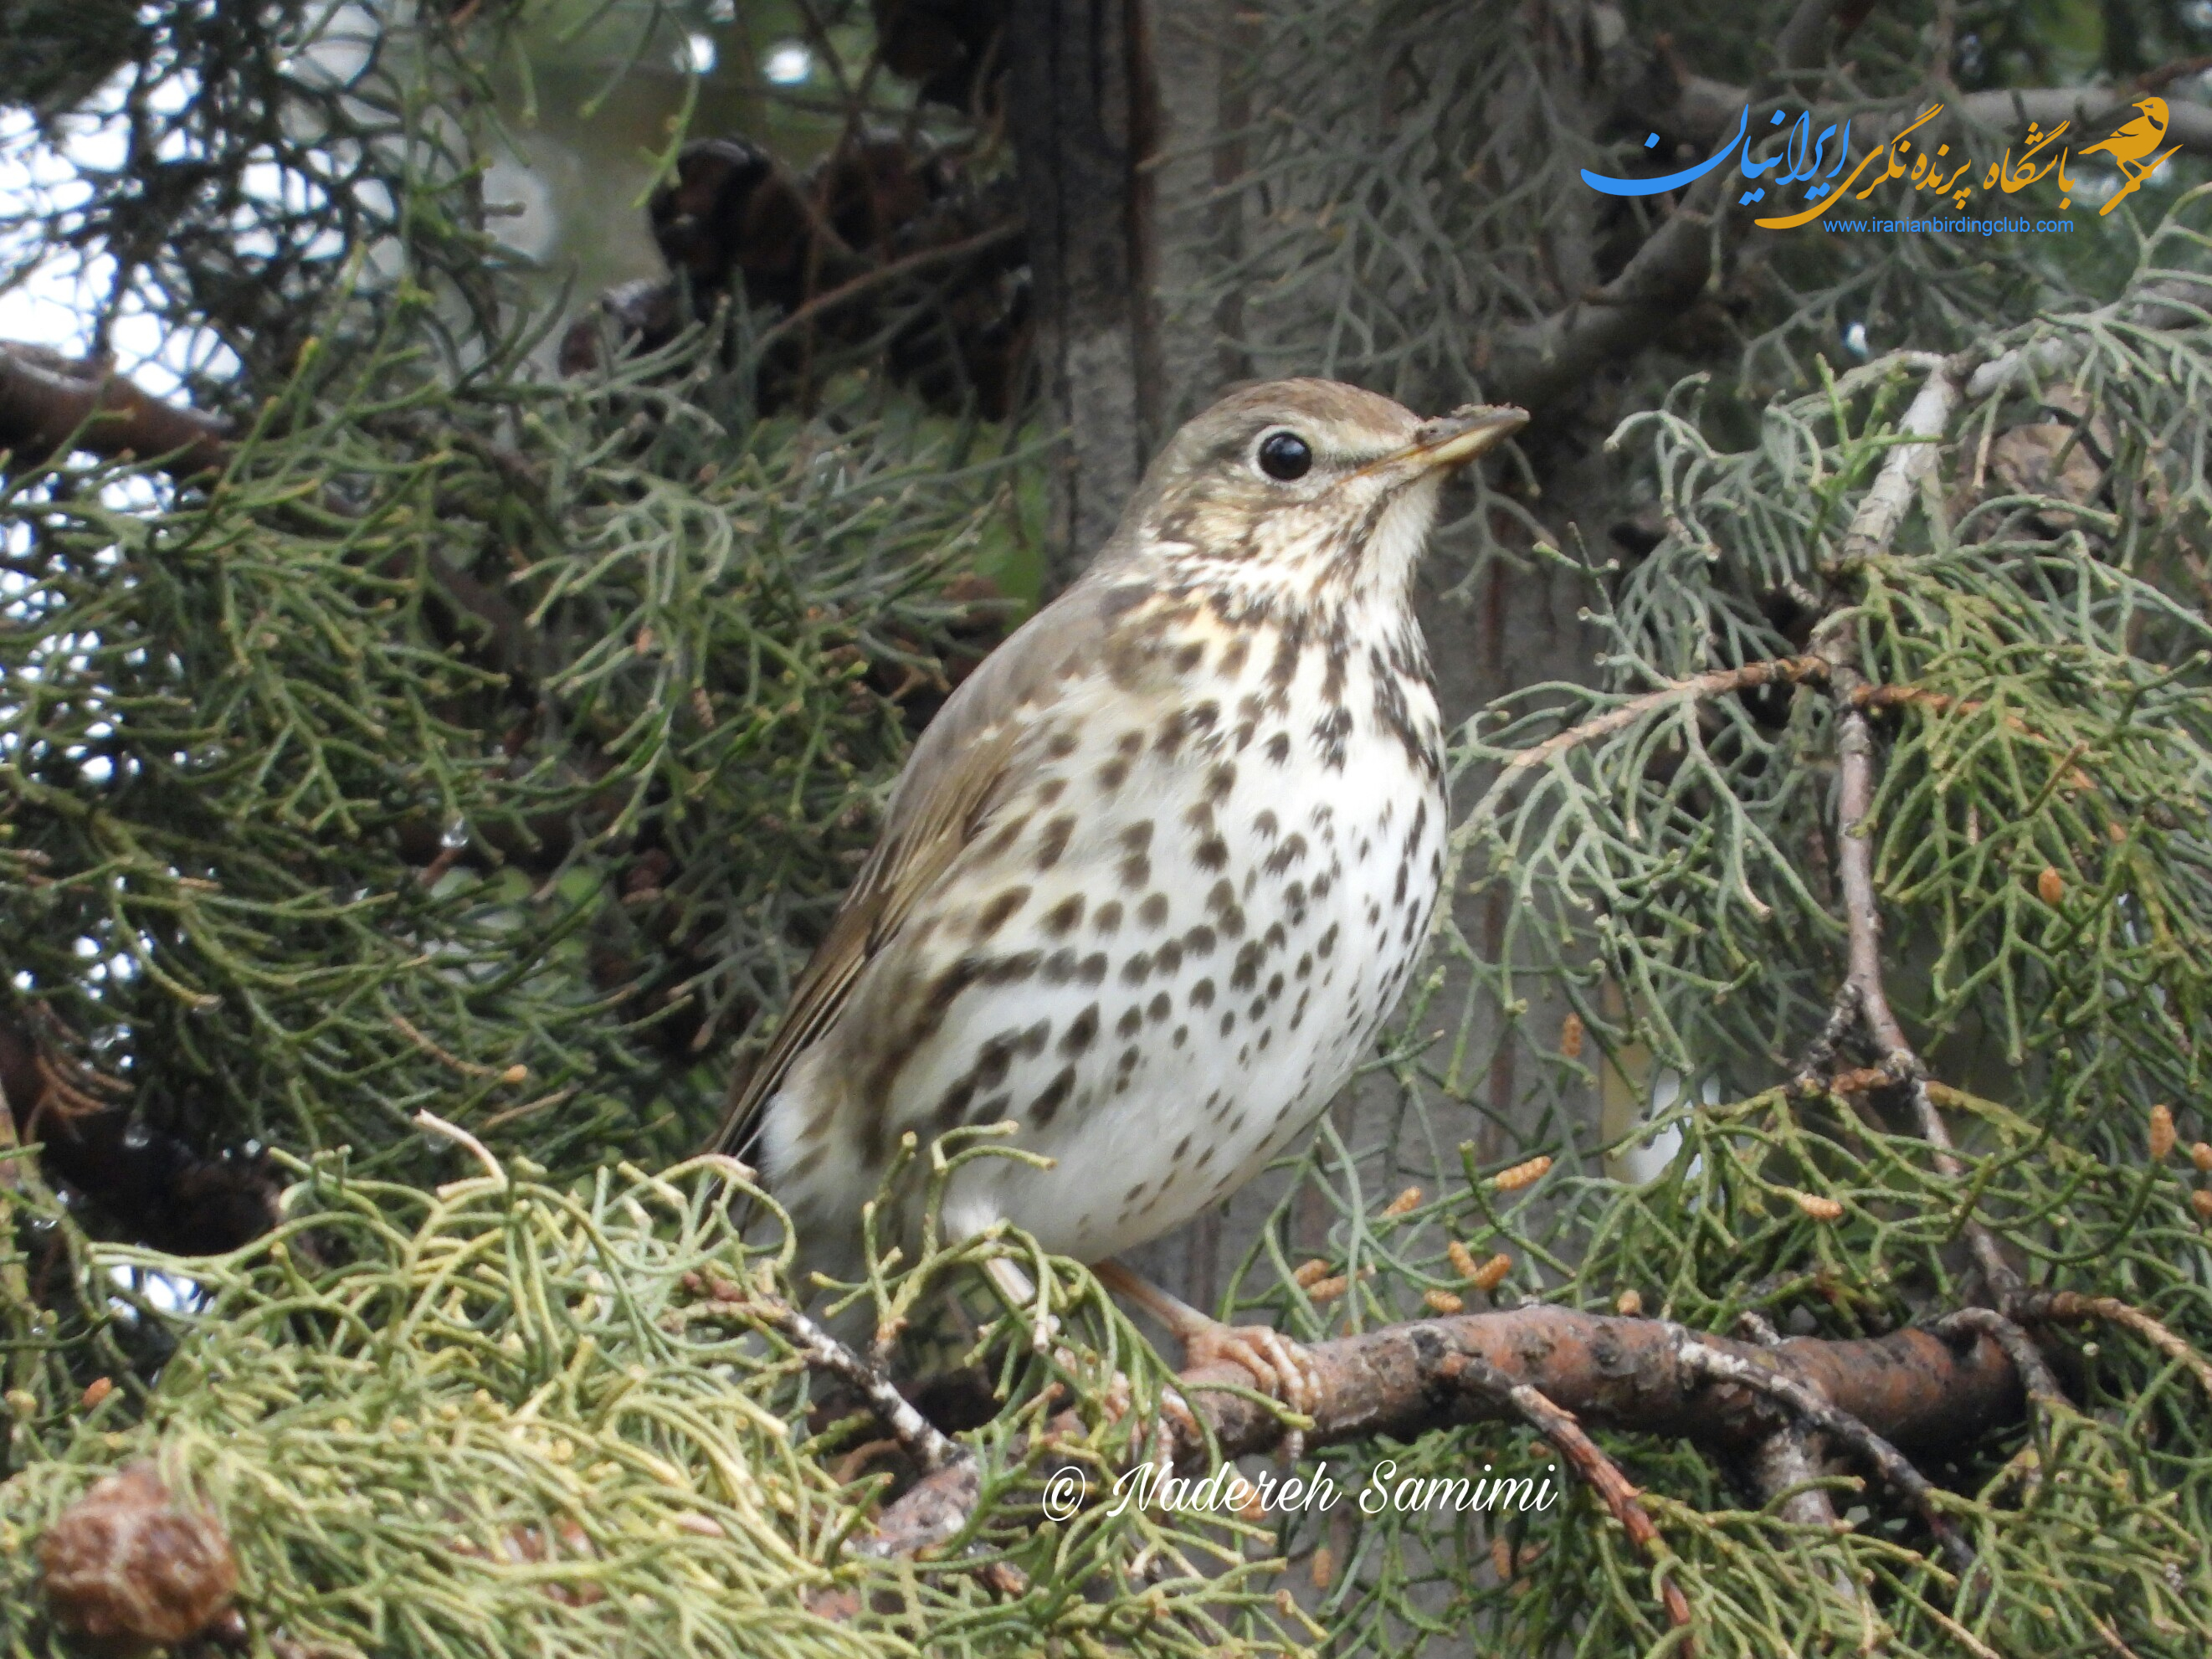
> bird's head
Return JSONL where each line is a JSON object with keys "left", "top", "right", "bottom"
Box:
{"left": 1106, "top": 378, "right": 1527, "bottom": 610}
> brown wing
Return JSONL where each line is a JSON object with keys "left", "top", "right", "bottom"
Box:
{"left": 710, "top": 575, "right": 1127, "bottom": 1158}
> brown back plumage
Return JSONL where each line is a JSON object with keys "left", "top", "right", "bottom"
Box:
{"left": 712, "top": 575, "right": 1123, "bottom": 1158}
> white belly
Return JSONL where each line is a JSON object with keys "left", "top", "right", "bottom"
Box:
{"left": 761, "top": 607, "right": 1448, "bottom": 1271}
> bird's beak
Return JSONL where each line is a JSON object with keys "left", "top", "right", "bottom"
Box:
{"left": 1371, "top": 404, "right": 1529, "bottom": 477}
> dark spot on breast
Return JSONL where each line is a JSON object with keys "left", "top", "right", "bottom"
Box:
{"left": 922, "top": 954, "right": 988, "bottom": 1018}
{"left": 1393, "top": 859, "right": 1409, "bottom": 906}
{"left": 1296, "top": 952, "right": 1313, "bottom": 979}
{"left": 984, "top": 951, "right": 1042, "bottom": 984}
{"left": 1120, "top": 950, "right": 1152, "bottom": 985}
{"left": 1253, "top": 809, "right": 1279, "bottom": 841}
{"left": 1173, "top": 1025, "right": 1188, "bottom": 1046}
{"left": 1116, "top": 1006, "right": 1143, "bottom": 1038}
{"left": 1312, "top": 706, "right": 1352, "bottom": 771}
{"left": 1265, "top": 731, "right": 1291, "bottom": 766}
{"left": 1099, "top": 758, "right": 1130, "bottom": 790}
{"left": 1155, "top": 938, "right": 1183, "bottom": 974}
{"left": 974, "top": 886, "right": 1031, "bottom": 939}
{"left": 1183, "top": 924, "right": 1216, "bottom": 957}
{"left": 934, "top": 1079, "right": 977, "bottom": 1131}
{"left": 1266, "top": 972, "right": 1285, "bottom": 1001}
{"left": 1061, "top": 1004, "right": 1101, "bottom": 1055}
{"left": 980, "top": 812, "right": 1034, "bottom": 860}
{"left": 1318, "top": 923, "right": 1339, "bottom": 958}
{"left": 1044, "top": 947, "right": 1080, "bottom": 983}
{"left": 1138, "top": 892, "right": 1169, "bottom": 928}
{"left": 1043, "top": 895, "right": 1085, "bottom": 937}
{"left": 1194, "top": 835, "right": 1229, "bottom": 871}
{"left": 974, "top": 1032, "right": 1020, "bottom": 1089}
{"left": 1264, "top": 835, "right": 1308, "bottom": 876}
{"left": 1031, "top": 1066, "right": 1076, "bottom": 1125}
{"left": 1190, "top": 978, "right": 1216, "bottom": 1009}
{"left": 1174, "top": 640, "right": 1205, "bottom": 675}
{"left": 1264, "top": 921, "right": 1286, "bottom": 950}
{"left": 1206, "top": 762, "right": 1237, "bottom": 801}
{"left": 1093, "top": 900, "right": 1123, "bottom": 935}
{"left": 1117, "top": 1045, "right": 1142, "bottom": 1072}
{"left": 1038, "top": 778, "right": 1068, "bottom": 806}
{"left": 1148, "top": 991, "right": 1171, "bottom": 1022}
{"left": 1019, "top": 1020, "right": 1051, "bottom": 1056}
{"left": 1080, "top": 952, "right": 1109, "bottom": 984}
{"left": 1205, "top": 879, "right": 1235, "bottom": 913}
{"left": 1034, "top": 817, "right": 1075, "bottom": 870}
{"left": 1230, "top": 942, "right": 1264, "bottom": 992}
{"left": 1047, "top": 730, "right": 1079, "bottom": 758}
{"left": 1219, "top": 637, "right": 1250, "bottom": 677}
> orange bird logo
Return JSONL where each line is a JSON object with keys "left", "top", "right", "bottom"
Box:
{"left": 2081, "top": 95, "right": 2180, "bottom": 214}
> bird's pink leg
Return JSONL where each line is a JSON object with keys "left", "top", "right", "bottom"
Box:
{"left": 1092, "top": 1259, "right": 1319, "bottom": 1432}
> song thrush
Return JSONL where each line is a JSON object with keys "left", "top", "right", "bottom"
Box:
{"left": 716, "top": 378, "right": 1527, "bottom": 1398}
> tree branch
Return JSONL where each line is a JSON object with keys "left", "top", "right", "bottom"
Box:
{"left": 1807, "top": 358, "right": 2021, "bottom": 1300}
{"left": 1453, "top": 1348, "right": 1694, "bottom": 1642}
{"left": 0, "top": 345, "right": 230, "bottom": 475}
{"left": 860, "top": 1306, "right": 2023, "bottom": 1566}
{"left": 1498, "top": 656, "right": 1828, "bottom": 776}
{"left": 1675, "top": 1337, "right": 1973, "bottom": 1575}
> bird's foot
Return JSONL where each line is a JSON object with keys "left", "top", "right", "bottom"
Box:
{"left": 1092, "top": 1259, "right": 1318, "bottom": 1461}
{"left": 1177, "top": 1317, "right": 1319, "bottom": 1461}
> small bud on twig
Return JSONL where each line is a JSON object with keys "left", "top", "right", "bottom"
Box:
{"left": 1491, "top": 1155, "right": 1552, "bottom": 1193}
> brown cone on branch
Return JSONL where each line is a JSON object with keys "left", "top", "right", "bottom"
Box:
{"left": 561, "top": 131, "right": 1027, "bottom": 417}
{"left": 37, "top": 1463, "right": 240, "bottom": 1653}
{"left": 872, "top": 0, "right": 1010, "bottom": 115}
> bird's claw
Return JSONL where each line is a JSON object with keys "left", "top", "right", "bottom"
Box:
{"left": 1180, "top": 1319, "right": 1318, "bottom": 1462}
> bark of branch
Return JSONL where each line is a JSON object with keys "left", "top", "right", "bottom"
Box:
{"left": 1675, "top": 1337, "right": 1973, "bottom": 1575}
{"left": 0, "top": 345, "right": 230, "bottom": 476}
{"left": 1807, "top": 358, "right": 2020, "bottom": 1300}
{"left": 1500, "top": 656, "right": 1827, "bottom": 775}
{"left": 1454, "top": 1348, "right": 1693, "bottom": 1642}
{"left": 860, "top": 1306, "right": 2022, "bottom": 1564}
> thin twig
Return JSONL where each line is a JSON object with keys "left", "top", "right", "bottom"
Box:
{"left": 1675, "top": 1337, "right": 1974, "bottom": 1576}
{"left": 1448, "top": 1349, "right": 1696, "bottom": 1645}
{"left": 413, "top": 1111, "right": 506, "bottom": 1186}
{"left": 1501, "top": 657, "right": 1828, "bottom": 775}
{"left": 2017, "top": 1290, "right": 2212, "bottom": 1405}
{"left": 719, "top": 1281, "right": 968, "bottom": 1474}
{"left": 1938, "top": 1308, "right": 2066, "bottom": 1406}
{"left": 1809, "top": 359, "right": 2019, "bottom": 1301}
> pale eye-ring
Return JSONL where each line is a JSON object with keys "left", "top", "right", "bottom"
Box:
{"left": 1255, "top": 429, "right": 1313, "bottom": 482}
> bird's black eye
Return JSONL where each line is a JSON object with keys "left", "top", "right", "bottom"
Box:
{"left": 1256, "top": 429, "right": 1313, "bottom": 482}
